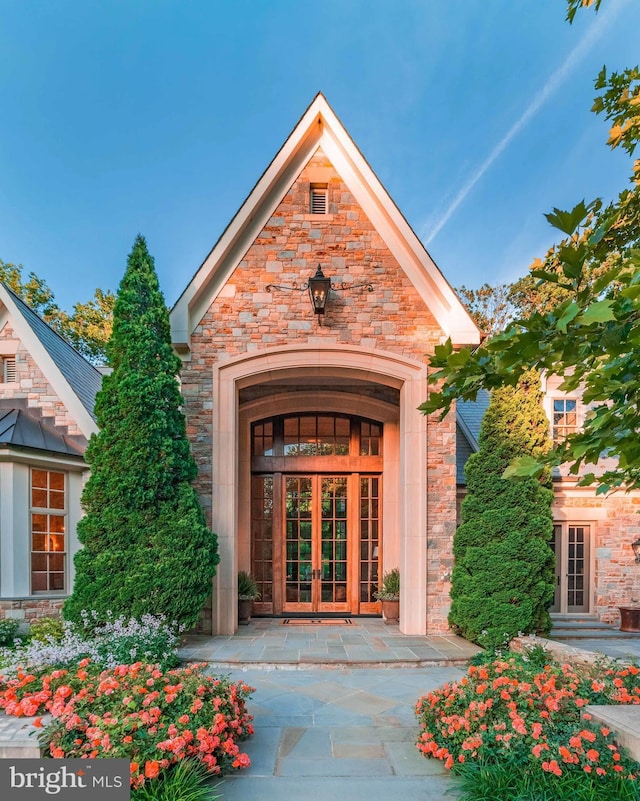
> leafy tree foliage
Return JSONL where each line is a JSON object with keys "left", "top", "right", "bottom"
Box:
{"left": 64, "top": 236, "right": 219, "bottom": 629}
{"left": 54, "top": 288, "right": 114, "bottom": 363}
{"left": 0, "top": 259, "right": 113, "bottom": 363}
{"left": 566, "top": 0, "right": 602, "bottom": 24}
{"left": 449, "top": 371, "right": 555, "bottom": 648}
{"left": 422, "top": 5, "right": 640, "bottom": 494}
{"left": 456, "top": 283, "right": 515, "bottom": 336}
{"left": 0, "top": 259, "right": 60, "bottom": 319}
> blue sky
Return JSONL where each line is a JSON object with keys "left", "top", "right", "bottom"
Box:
{"left": 1, "top": 0, "right": 639, "bottom": 312}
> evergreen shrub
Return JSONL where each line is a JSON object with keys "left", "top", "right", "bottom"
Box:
{"left": 64, "top": 236, "right": 219, "bottom": 629}
{"left": 449, "top": 370, "right": 555, "bottom": 647}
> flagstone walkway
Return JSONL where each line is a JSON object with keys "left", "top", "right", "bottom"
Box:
{"left": 178, "top": 617, "right": 481, "bottom": 668}
{"left": 214, "top": 664, "right": 464, "bottom": 801}
{"left": 178, "top": 619, "right": 479, "bottom": 800}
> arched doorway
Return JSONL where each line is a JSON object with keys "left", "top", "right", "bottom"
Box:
{"left": 213, "top": 345, "right": 429, "bottom": 635}
{"left": 250, "top": 413, "right": 382, "bottom": 616}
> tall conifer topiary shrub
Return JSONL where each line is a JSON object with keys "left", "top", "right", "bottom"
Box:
{"left": 64, "top": 236, "right": 219, "bottom": 628}
{"left": 449, "top": 369, "right": 555, "bottom": 648}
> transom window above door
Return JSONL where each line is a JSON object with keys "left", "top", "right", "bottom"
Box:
{"left": 252, "top": 414, "right": 382, "bottom": 459}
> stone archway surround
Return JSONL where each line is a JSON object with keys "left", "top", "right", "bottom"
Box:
{"left": 211, "top": 345, "right": 428, "bottom": 635}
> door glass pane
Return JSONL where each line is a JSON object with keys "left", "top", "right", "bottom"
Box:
{"left": 320, "top": 477, "right": 348, "bottom": 603}
{"left": 550, "top": 524, "right": 561, "bottom": 613}
{"left": 360, "top": 476, "right": 381, "bottom": 602}
{"left": 568, "top": 525, "right": 590, "bottom": 611}
{"left": 251, "top": 476, "right": 274, "bottom": 603}
{"left": 285, "top": 477, "right": 312, "bottom": 603}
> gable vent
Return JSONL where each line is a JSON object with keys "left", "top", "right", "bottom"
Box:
{"left": 310, "top": 184, "right": 328, "bottom": 214}
{"left": 2, "top": 356, "right": 16, "bottom": 383}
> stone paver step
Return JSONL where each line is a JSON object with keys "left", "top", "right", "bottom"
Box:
{"left": 584, "top": 705, "right": 640, "bottom": 763}
{"left": 550, "top": 629, "right": 640, "bottom": 640}
{"left": 0, "top": 714, "right": 43, "bottom": 758}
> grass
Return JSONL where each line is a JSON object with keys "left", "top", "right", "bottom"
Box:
{"left": 456, "top": 761, "right": 640, "bottom": 801}
{"left": 131, "top": 760, "right": 222, "bottom": 801}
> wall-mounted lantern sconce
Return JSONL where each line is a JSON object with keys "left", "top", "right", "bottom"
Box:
{"left": 632, "top": 538, "right": 640, "bottom": 563}
{"left": 308, "top": 266, "right": 332, "bottom": 314}
{"left": 267, "top": 264, "right": 373, "bottom": 317}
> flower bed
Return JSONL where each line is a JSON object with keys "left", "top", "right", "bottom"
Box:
{"left": 416, "top": 648, "right": 640, "bottom": 798}
{"left": 0, "top": 659, "right": 254, "bottom": 790}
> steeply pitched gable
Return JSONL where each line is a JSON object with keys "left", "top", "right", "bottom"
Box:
{"left": 0, "top": 283, "right": 101, "bottom": 439}
{"left": 171, "top": 93, "right": 480, "bottom": 349}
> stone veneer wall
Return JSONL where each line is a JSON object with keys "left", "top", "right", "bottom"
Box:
{"left": 180, "top": 148, "right": 457, "bottom": 633}
{"left": 0, "top": 598, "right": 64, "bottom": 621}
{"left": 553, "top": 489, "right": 640, "bottom": 624}
{"left": 0, "top": 323, "right": 83, "bottom": 436}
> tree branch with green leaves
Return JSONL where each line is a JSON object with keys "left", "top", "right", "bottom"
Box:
{"left": 422, "top": 53, "right": 640, "bottom": 495}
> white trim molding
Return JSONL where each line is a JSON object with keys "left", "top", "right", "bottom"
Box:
{"left": 210, "top": 344, "right": 428, "bottom": 635}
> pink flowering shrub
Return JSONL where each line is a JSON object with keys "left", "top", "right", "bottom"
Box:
{"left": 416, "top": 649, "right": 640, "bottom": 784}
{"left": 0, "top": 660, "right": 253, "bottom": 790}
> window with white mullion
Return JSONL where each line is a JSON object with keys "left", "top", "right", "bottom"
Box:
{"left": 552, "top": 398, "right": 578, "bottom": 444}
{"left": 30, "top": 468, "right": 66, "bottom": 593}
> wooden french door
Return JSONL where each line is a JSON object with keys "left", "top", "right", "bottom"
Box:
{"left": 550, "top": 523, "right": 591, "bottom": 613}
{"left": 250, "top": 413, "right": 383, "bottom": 616}
{"left": 284, "top": 475, "right": 349, "bottom": 613}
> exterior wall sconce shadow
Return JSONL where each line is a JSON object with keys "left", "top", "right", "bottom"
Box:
{"left": 267, "top": 264, "right": 373, "bottom": 317}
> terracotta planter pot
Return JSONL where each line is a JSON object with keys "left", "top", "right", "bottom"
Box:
{"left": 381, "top": 599, "right": 399, "bottom": 625}
{"left": 619, "top": 606, "right": 640, "bottom": 632}
{"left": 238, "top": 598, "right": 254, "bottom": 625}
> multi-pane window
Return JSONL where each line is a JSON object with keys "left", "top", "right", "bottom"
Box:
{"left": 253, "top": 420, "right": 273, "bottom": 457}
{"left": 252, "top": 414, "right": 382, "bottom": 458}
{"left": 30, "top": 469, "right": 66, "bottom": 592}
{"left": 360, "top": 421, "right": 381, "bottom": 456}
{"left": 552, "top": 398, "right": 578, "bottom": 443}
{"left": 251, "top": 476, "right": 274, "bottom": 604}
{"left": 283, "top": 415, "right": 350, "bottom": 456}
{"left": 359, "top": 477, "right": 381, "bottom": 603}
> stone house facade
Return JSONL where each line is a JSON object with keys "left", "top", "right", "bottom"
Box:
{"left": 0, "top": 283, "right": 99, "bottom": 621}
{"left": 1, "top": 94, "right": 638, "bottom": 632}
{"left": 170, "top": 94, "right": 479, "bottom": 635}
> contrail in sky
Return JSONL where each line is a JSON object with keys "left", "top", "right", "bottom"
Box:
{"left": 422, "top": 4, "right": 624, "bottom": 246}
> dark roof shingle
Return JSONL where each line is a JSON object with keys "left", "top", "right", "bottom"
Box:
{"left": 456, "top": 389, "right": 490, "bottom": 484}
{"left": 3, "top": 284, "right": 102, "bottom": 420}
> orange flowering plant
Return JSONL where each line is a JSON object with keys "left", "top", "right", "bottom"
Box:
{"left": 0, "top": 660, "right": 254, "bottom": 790}
{"left": 416, "top": 649, "right": 640, "bottom": 785}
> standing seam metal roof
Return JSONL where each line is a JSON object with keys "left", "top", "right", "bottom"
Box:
{"left": 0, "top": 405, "right": 86, "bottom": 456}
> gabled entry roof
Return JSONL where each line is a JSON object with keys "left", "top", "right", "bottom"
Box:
{"left": 170, "top": 93, "right": 480, "bottom": 349}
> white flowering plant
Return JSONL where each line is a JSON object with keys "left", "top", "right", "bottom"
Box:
{"left": 0, "top": 612, "right": 181, "bottom": 676}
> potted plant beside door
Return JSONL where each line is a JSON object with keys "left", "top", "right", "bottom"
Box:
{"left": 619, "top": 599, "right": 640, "bottom": 632}
{"left": 238, "top": 571, "right": 261, "bottom": 625}
{"left": 375, "top": 568, "right": 400, "bottom": 625}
